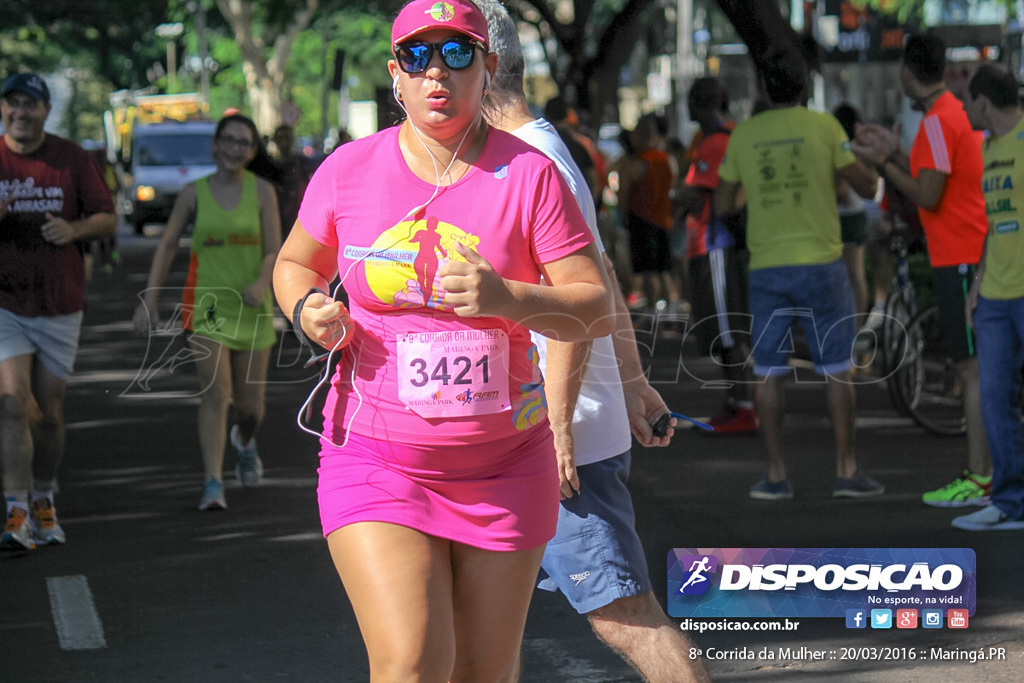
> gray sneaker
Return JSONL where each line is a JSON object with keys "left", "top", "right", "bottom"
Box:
{"left": 198, "top": 478, "right": 227, "bottom": 511}
{"left": 951, "top": 505, "right": 1024, "bottom": 531}
{"left": 749, "top": 477, "right": 794, "bottom": 501}
{"left": 231, "top": 425, "right": 264, "bottom": 487}
{"left": 833, "top": 470, "right": 885, "bottom": 498}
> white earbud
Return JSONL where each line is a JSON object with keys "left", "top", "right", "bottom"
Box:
{"left": 484, "top": 72, "right": 491, "bottom": 93}
{"left": 392, "top": 74, "right": 402, "bottom": 104}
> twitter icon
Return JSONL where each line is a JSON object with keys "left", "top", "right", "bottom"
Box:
{"left": 870, "top": 609, "right": 893, "bottom": 629}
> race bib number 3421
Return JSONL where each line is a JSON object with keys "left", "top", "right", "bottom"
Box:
{"left": 396, "top": 329, "right": 511, "bottom": 418}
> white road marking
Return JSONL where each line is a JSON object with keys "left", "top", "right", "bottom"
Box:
{"left": 46, "top": 575, "right": 107, "bottom": 650}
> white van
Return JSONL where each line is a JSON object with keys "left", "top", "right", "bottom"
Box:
{"left": 122, "top": 120, "right": 217, "bottom": 234}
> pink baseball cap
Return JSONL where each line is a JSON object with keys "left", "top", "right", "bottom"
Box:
{"left": 391, "top": 0, "right": 489, "bottom": 50}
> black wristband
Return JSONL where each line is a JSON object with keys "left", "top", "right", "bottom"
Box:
{"left": 292, "top": 287, "right": 326, "bottom": 352}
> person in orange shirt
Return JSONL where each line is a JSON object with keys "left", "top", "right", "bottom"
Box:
{"left": 854, "top": 33, "right": 991, "bottom": 508}
{"left": 618, "top": 113, "right": 682, "bottom": 313}
{"left": 677, "top": 77, "right": 756, "bottom": 434}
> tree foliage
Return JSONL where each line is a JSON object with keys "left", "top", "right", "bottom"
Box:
{"left": 214, "top": 0, "right": 320, "bottom": 132}
{"left": 854, "top": 0, "right": 927, "bottom": 23}
{"left": 11, "top": 0, "right": 1015, "bottom": 144}
{"left": 0, "top": 0, "right": 174, "bottom": 89}
{"left": 508, "top": 0, "right": 664, "bottom": 120}
{"left": 854, "top": 0, "right": 1018, "bottom": 24}
{"left": 714, "top": 0, "right": 804, "bottom": 77}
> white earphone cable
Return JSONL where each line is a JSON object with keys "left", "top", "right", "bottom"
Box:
{"left": 295, "top": 76, "right": 482, "bottom": 447}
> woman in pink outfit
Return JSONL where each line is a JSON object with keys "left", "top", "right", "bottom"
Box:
{"left": 272, "top": 1, "right": 613, "bottom": 680}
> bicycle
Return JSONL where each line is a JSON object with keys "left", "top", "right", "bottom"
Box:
{"left": 868, "top": 225, "right": 966, "bottom": 436}
{"left": 891, "top": 304, "right": 966, "bottom": 436}
{"left": 875, "top": 228, "right": 918, "bottom": 415}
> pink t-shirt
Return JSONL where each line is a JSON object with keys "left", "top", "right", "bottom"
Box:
{"left": 298, "top": 125, "right": 593, "bottom": 446}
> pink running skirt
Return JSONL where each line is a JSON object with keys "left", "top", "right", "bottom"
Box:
{"left": 317, "top": 425, "right": 557, "bottom": 551}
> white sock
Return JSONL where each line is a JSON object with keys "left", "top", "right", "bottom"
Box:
{"left": 31, "top": 490, "right": 55, "bottom": 506}
{"left": 5, "top": 493, "right": 29, "bottom": 516}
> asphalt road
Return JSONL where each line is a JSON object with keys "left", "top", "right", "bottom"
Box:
{"left": 2, "top": 229, "right": 1022, "bottom": 682}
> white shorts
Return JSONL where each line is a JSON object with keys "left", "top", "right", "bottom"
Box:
{"left": 0, "top": 308, "right": 83, "bottom": 380}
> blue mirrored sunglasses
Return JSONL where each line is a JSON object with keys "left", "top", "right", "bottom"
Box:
{"left": 395, "top": 38, "right": 484, "bottom": 74}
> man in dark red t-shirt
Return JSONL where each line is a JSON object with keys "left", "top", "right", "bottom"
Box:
{"left": 0, "top": 72, "right": 115, "bottom": 551}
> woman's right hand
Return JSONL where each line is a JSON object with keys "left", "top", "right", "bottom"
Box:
{"left": 132, "top": 301, "right": 158, "bottom": 335}
{"left": 298, "top": 292, "right": 355, "bottom": 350}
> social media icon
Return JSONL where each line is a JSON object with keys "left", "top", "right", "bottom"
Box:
{"left": 922, "top": 609, "right": 943, "bottom": 629}
{"left": 896, "top": 609, "right": 918, "bottom": 629}
{"left": 948, "top": 609, "right": 969, "bottom": 629}
{"left": 870, "top": 609, "right": 892, "bottom": 629}
{"left": 845, "top": 609, "right": 867, "bottom": 629}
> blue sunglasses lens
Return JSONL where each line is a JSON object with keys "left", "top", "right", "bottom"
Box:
{"left": 397, "top": 39, "right": 478, "bottom": 73}
{"left": 440, "top": 40, "right": 476, "bottom": 69}
{"left": 398, "top": 44, "right": 431, "bottom": 72}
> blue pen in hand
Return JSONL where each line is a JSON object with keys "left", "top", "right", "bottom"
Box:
{"left": 651, "top": 412, "right": 715, "bottom": 437}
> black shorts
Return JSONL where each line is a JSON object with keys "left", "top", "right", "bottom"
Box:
{"left": 626, "top": 213, "right": 672, "bottom": 273}
{"left": 931, "top": 264, "right": 977, "bottom": 362}
{"left": 687, "top": 247, "right": 750, "bottom": 356}
{"left": 840, "top": 211, "right": 868, "bottom": 246}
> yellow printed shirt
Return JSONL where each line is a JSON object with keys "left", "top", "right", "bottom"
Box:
{"left": 980, "top": 116, "right": 1024, "bottom": 300}
{"left": 718, "top": 107, "right": 856, "bottom": 271}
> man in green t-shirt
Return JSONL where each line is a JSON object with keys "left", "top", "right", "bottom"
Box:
{"left": 714, "top": 45, "right": 881, "bottom": 501}
{"left": 953, "top": 63, "right": 1024, "bottom": 531}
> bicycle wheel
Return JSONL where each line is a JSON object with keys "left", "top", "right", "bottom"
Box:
{"left": 893, "top": 305, "right": 966, "bottom": 436}
{"left": 882, "top": 291, "right": 915, "bottom": 415}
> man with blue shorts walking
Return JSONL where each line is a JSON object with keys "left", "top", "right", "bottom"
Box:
{"left": 476, "top": 2, "right": 709, "bottom": 680}
{"left": 714, "top": 46, "right": 883, "bottom": 500}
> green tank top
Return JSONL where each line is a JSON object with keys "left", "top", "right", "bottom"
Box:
{"left": 185, "top": 171, "right": 276, "bottom": 351}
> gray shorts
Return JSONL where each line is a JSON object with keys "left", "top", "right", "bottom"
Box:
{"left": 0, "top": 308, "right": 83, "bottom": 380}
{"left": 536, "top": 452, "right": 653, "bottom": 614}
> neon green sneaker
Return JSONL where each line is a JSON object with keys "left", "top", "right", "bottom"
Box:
{"left": 922, "top": 470, "right": 991, "bottom": 508}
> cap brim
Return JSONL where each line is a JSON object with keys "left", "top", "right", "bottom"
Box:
{"left": 2, "top": 87, "right": 46, "bottom": 102}
{"left": 393, "top": 26, "right": 488, "bottom": 49}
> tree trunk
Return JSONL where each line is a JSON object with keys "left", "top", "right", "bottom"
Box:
{"left": 215, "top": 0, "right": 319, "bottom": 132}
{"left": 714, "top": 0, "right": 805, "bottom": 76}
{"left": 243, "top": 63, "right": 282, "bottom": 135}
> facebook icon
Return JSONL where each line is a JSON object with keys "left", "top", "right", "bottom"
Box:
{"left": 845, "top": 609, "right": 866, "bottom": 629}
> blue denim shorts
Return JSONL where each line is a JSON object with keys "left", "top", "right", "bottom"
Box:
{"left": 748, "top": 258, "right": 856, "bottom": 377}
{"left": 0, "top": 308, "right": 83, "bottom": 380}
{"left": 536, "top": 451, "right": 652, "bottom": 614}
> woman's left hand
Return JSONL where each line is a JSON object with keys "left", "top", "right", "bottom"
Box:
{"left": 439, "top": 242, "right": 508, "bottom": 317}
{"left": 242, "top": 282, "right": 266, "bottom": 307}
